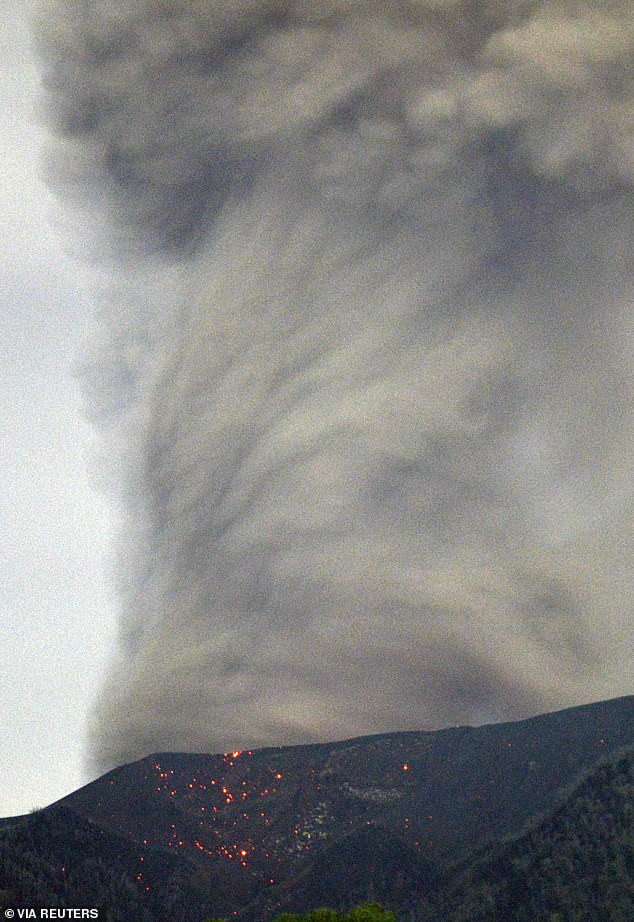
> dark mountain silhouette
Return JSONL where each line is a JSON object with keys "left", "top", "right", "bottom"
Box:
{"left": 241, "top": 747, "right": 634, "bottom": 922}
{"left": 2, "top": 695, "right": 634, "bottom": 919}
{"left": 0, "top": 806, "right": 206, "bottom": 921}
{"left": 415, "top": 749, "right": 634, "bottom": 920}
{"left": 236, "top": 823, "right": 436, "bottom": 921}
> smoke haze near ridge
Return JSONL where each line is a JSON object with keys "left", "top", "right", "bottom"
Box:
{"left": 33, "top": 0, "right": 634, "bottom": 772}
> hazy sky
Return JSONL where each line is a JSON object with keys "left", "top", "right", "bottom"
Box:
{"left": 0, "top": 3, "right": 118, "bottom": 816}
{"left": 4, "top": 0, "right": 634, "bottom": 813}
{"left": 39, "top": 0, "right": 634, "bottom": 776}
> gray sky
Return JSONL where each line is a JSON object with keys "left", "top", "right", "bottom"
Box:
{"left": 0, "top": 3, "right": 118, "bottom": 816}
{"left": 3, "top": 0, "right": 634, "bottom": 808}
{"left": 38, "top": 0, "right": 634, "bottom": 775}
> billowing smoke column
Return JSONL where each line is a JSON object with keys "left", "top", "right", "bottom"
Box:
{"left": 34, "top": 0, "right": 634, "bottom": 772}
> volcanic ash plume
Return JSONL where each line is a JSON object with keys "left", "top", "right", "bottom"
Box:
{"left": 34, "top": 0, "right": 634, "bottom": 772}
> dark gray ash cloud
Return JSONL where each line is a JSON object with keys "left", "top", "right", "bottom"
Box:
{"left": 33, "top": 0, "right": 634, "bottom": 772}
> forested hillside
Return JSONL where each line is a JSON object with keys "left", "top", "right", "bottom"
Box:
{"left": 3, "top": 699, "right": 634, "bottom": 921}
{"left": 415, "top": 751, "right": 634, "bottom": 921}
{"left": 262, "top": 751, "right": 634, "bottom": 922}
{"left": 0, "top": 807, "right": 207, "bottom": 921}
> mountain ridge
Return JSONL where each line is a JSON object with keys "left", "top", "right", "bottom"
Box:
{"left": 3, "top": 694, "right": 634, "bottom": 920}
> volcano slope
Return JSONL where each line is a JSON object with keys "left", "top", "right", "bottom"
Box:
{"left": 2, "top": 695, "right": 634, "bottom": 918}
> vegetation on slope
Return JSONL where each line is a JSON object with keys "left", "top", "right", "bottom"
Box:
{"left": 0, "top": 806, "right": 211, "bottom": 921}
{"left": 416, "top": 751, "right": 634, "bottom": 921}
{"left": 3, "top": 703, "right": 634, "bottom": 921}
